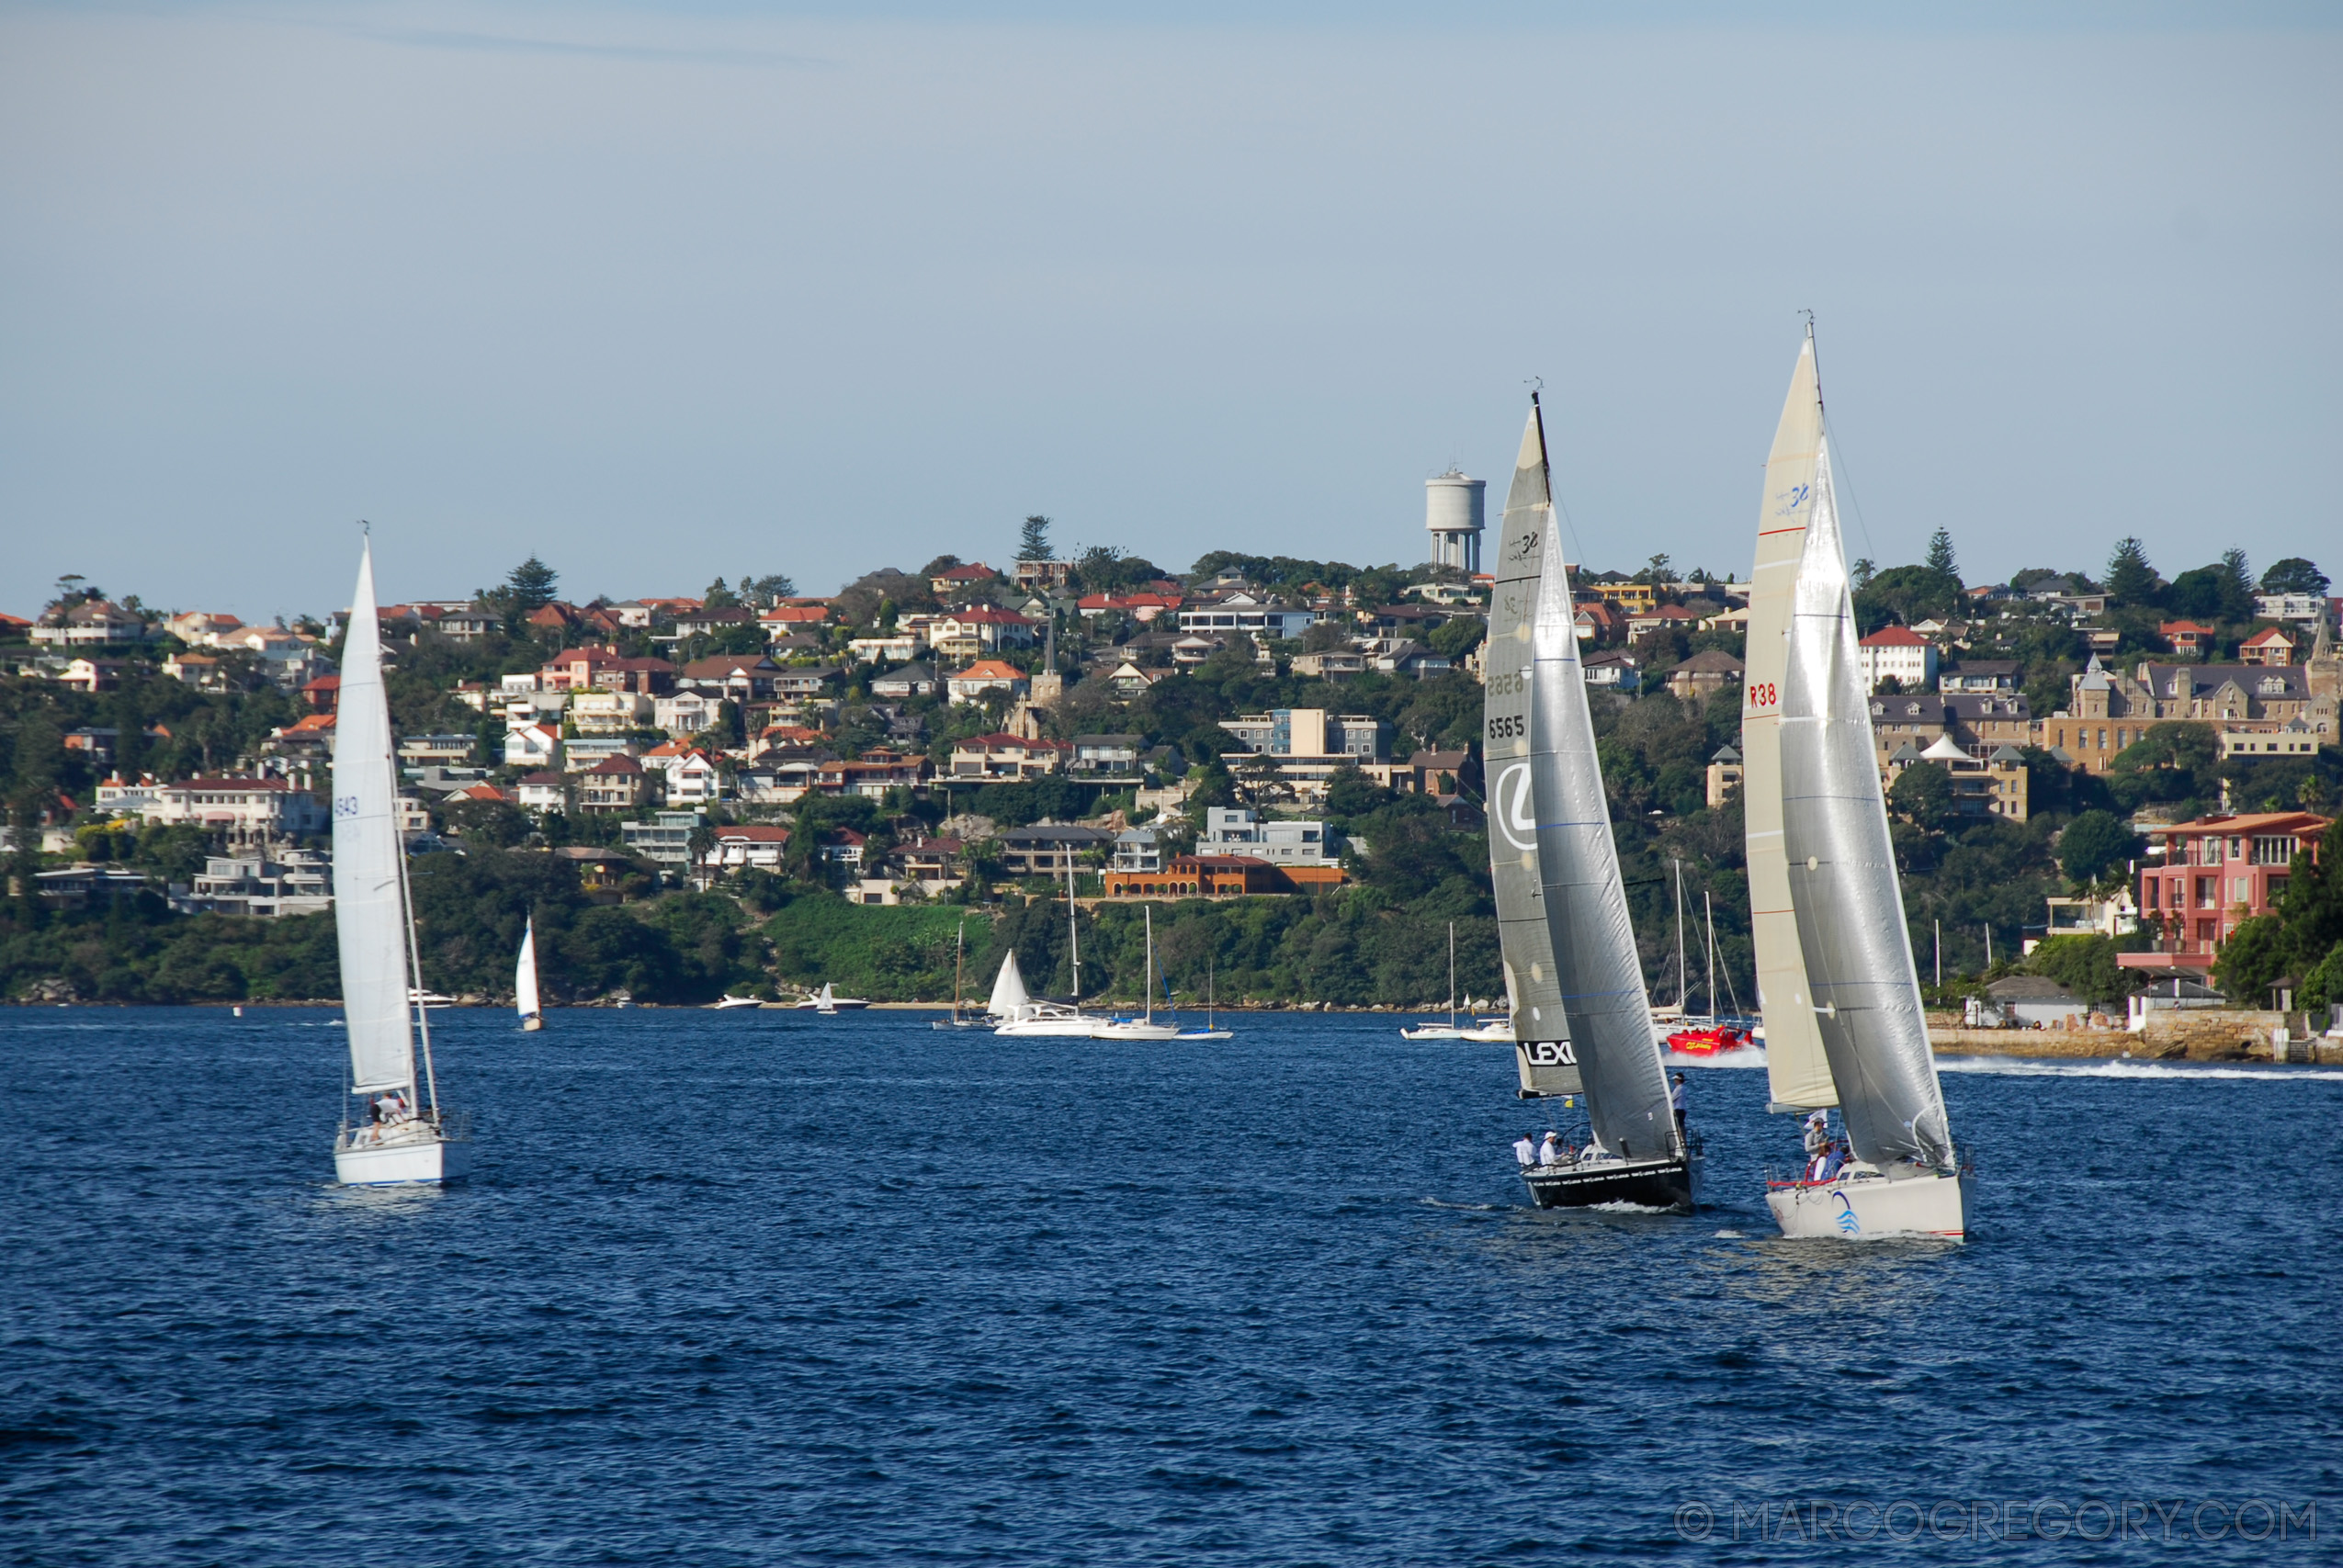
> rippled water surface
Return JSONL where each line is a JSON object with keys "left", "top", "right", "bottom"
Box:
{"left": 7, "top": 1008, "right": 2338, "bottom": 1564}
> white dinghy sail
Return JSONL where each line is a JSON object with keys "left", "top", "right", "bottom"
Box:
{"left": 516, "top": 916, "right": 542, "bottom": 1032}
{"left": 1483, "top": 409, "right": 1581, "bottom": 1101}
{"left": 986, "top": 952, "right": 1033, "bottom": 1021}
{"left": 331, "top": 534, "right": 469, "bottom": 1186}
{"left": 1742, "top": 333, "right": 1839, "bottom": 1116}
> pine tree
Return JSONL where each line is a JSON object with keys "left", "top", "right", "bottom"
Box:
{"left": 505, "top": 555, "right": 559, "bottom": 613}
{"left": 2218, "top": 547, "right": 2255, "bottom": 621}
{"left": 1018, "top": 514, "right": 1054, "bottom": 562}
{"left": 1925, "top": 527, "right": 1959, "bottom": 583}
{"left": 2105, "top": 537, "right": 2157, "bottom": 606}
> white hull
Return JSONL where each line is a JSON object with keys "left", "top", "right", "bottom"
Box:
{"left": 520, "top": 1015, "right": 542, "bottom": 1032}
{"left": 334, "top": 1128, "right": 471, "bottom": 1186}
{"left": 712, "top": 996, "right": 763, "bottom": 1010}
{"left": 995, "top": 1015, "right": 1107, "bottom": 1037}
{"left": 1091, "top": 1019, "right": 1182, "bottom": 1041}
{"left": 1767, "top": 1165, "right": 1969, "bottom": 1241}
{"left": 1175, "top": 1028, "right": 1233, "bottom": 1041}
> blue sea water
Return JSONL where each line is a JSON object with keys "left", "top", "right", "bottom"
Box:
{"left": 5, "top": 1007, "right": 2338, "bottom": 1565}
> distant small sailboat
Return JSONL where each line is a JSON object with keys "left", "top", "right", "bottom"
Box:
{"left": 793, "top": 982, "right": 869, "bottom": 1014}
{"left": 1401, "top": 923, "right": 1470, "bottom": 1039}
{"left": 1092, "top": 906, "right": 1180, "bottom": 1041}
{"left": 1175, "top": 954, "right": 1233, "bottom": 1042}
{"left": 934, "top": 919, "right": 987, "bottom": 1029}
{"left": 516, "top": 915, "right": 543, "bottom": 1032}
{"left": 331, "top": 534, "right": 470, "bottom": 1187}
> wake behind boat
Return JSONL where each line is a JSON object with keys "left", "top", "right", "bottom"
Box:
{"left": 330, "top": 533, "right": 470, "bottom": 1188}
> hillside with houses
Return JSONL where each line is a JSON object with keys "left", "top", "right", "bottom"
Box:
{"left": 4, "top": 525, "right": 2340, "bottom": 1016}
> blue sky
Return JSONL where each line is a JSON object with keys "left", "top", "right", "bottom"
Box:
{"left": 2, "top": 2, "right": 2336, "bottom": 617}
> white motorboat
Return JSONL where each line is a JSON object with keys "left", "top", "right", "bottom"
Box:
{"left": 1744, "top": 329, "right": 1968, "bottom": 1241}
{"left": 330, "top": 534, "right": 470, "bottom": 1188}
{"left": 515, "top": 915, "right": 543, "bottom": 1032}
{"left": 712, "top": 995, "right": 764, "bottom": 1010}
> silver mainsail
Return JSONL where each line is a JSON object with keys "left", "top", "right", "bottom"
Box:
{"left": 1484, "top": 404, "right": 1581, "bottom": 1098}
{"left": 1512, "top": 401, "right": 1676, "bottom": 1158}
{"left": 1743, "top": 336, "right": 1839, "bottom": 1112}
{"left": 332, "top": 539, "right": 420, "bottom": 1096}
{"left": 1779, "top": 441, "right": 1955, "bottom": 1169}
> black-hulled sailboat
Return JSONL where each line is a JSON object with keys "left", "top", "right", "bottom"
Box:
{"left": 1495, "top": 396, "right": 1694, "bottom": 1211}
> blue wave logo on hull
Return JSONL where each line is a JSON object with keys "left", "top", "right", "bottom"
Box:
{"left": 1833, "top": 1192, "right": 1860, "bottom": 1235}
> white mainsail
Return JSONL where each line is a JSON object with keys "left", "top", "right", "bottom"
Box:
{"left": 332, "top": 539, "right": 420, "bottom": 1096}
{"left": 985, "top": 952, "right": 1031, "bottom": 1019}
{"left": 1484, "top": 401, "right": 1581, "bottom": 1098}
{"left": 1514, "top": 401, "right": 1675, "bottom": 1158}
{"left": 1743, "top": 334, "right": 1839, "bottom": 1113}
{"left": 515, "top": 916, "right": 540, "bottom": 1022}
{"left": 1780, "top": 440, "right": 1955, "bottom": 1169}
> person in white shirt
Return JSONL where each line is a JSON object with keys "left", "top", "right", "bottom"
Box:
{"left": 1537, "top": 1131, "right": 1563, "bottom": 1168}
{"left": 1512, "top": 1134, "right": 1537, "bottom": 1168}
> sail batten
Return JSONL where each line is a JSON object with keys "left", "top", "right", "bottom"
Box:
{"left": 1524, "top": 452, "right": 1677, "bottom": 1156}
{"left": 1743, "top": 338, "right": 1839, "bottom": 1111}
{"left": 1485, "top": 404, "right": 1580, "bottom": 1098}
{"left": 333, "top": 540, "right": 419, "bottom": 1096}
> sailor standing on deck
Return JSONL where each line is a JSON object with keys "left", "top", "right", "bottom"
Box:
{"left": 1670, "top": 1073, "right": 1689, "bottom": 1138}
{"left": 1803, "top": 1109, "right": 1829, "bottom": 1158}
{"left": 1538, "top": 1130, "right": 1564, "bottom": 1168}
{"left": 1513, "top": 1134, "right": 1538, "bottom": 1169}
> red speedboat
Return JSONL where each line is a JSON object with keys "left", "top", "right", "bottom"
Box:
{"left": 1666, "top": 1024, "right": 1752, "bottom": 1056}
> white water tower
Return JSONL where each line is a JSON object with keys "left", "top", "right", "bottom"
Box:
{"left": 1425, "top": 469, "right": 1485, "bottom": 573}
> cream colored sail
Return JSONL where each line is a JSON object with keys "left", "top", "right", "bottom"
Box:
{"left": 1743, "top": 334, "right": 1838, "bottom": 1111}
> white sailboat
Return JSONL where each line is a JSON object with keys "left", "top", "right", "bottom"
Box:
{"left": 331, "top": 535, "right": 470, "bottom": 1187}
{"left": 1092, "top": 905, "right": 1180, "bottom": 1041}
{"left": 1506, "top": 394, "right": 1694, "bottom": 1211}
{"left": 995, "top": 858, "right": 1104, "bottom": 1036}
{"left": 516, "top": 915, "right": 543, "bottom": 1032}
{"left": 790, "top": 982, "right": 868, "bottom": 1013}
{"left": 1400, "top": 922, "right": 1471, "bottom": 1039}
{"left": 1747, "top": 329, "right": 1969, "bottom": 1241}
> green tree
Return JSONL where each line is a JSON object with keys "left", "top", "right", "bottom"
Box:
{"left": 1924, "top": 527, "right": 1959, "bottom": 582}
{"left": 1887, "top": 761, "right": 1953, "bottom": 831}
{"left": 2258, "top": 557, "right": 2328, "bottom": 595}
{"left": 2025, "top": 933, "right": 2125, "bottom": 1006}
{"left": 2057, "top": 809, "right": 2141, "bottom": 886}
{"left": 2105, "top": 537, "right": 2158, "bottom": 607}
{"left": 2212, "top": 914, "right": 2288, "bottom": 1007}
{"left": 2219, "top": 547, "right": 2255, "bottom": 619}
{"left": 506, "top": 556, "right": 560, "bottom": 613}
{"left": 1019, "top": 514, "right": 1054, "bottom": 561}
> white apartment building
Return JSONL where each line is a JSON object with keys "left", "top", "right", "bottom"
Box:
{"left": 1195, "top": 807, "right": 1339, "bottom": 865}
{"left": 1856, "top": 626, "right": 1939, "bottom": 692}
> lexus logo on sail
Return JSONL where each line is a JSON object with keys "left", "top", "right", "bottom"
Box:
{"left": 1495, "top": 762, "right": 1537, "bottom": 852}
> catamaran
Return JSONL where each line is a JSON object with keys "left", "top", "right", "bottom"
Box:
{"left": 516, "top": 915, "right": 543, "bottom": 1032}
{"left": 331, "top": 535, "right": 470, "bottom": 1187}
{"left": 1744, "top": 329, "right": 1968, "bottom": 1240}
{"left": 1500, "top": 394, "right": 1694, "bottom": 1211}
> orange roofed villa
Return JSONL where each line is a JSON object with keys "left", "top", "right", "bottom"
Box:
{"left": 2120, "top": 810, "right": 2330, "bottom": 976}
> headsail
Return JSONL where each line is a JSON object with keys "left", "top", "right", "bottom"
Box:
{"left": 1515, "top": 403, "right": 1675, "bottom": 1158}
{"left": 1780, "top": 442, "right": 1953, "bottom": 1168}
{"left": 985, "top": 952, "right": 1030, "bottom": 1019}
{"left": 332, "top": 539, "right": 419, "bottom": 1096}
{"left": 515, "top": 916, "right": 540, "bottom": 1021}
{"left": 1485, "top": 403, "right": 1580, "bottom": 1098}
{"left": 1743, "top": 337, "right": 1839, "bottom": 1113}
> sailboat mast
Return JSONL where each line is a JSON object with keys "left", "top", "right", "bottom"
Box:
{"left": 1673, "top": 859, "right": 1687, "bottom": 1012}
{"left": 1703, "top": 891, "right": 1716, "bottom": 1021}
{"left": 1064, "top": 855, "right": 1081, "bottom": 1003}
{"left": 1447, "top": 921, "right": 1456, "bottom": 1025}
{"left": 1142, "top": 906, "right": 1155, "bottom": 1022}
{"left": 391, "top": 733, "right": 439, "bottom": 1116}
